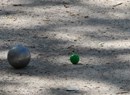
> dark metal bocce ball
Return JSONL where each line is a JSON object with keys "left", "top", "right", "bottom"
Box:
{"left": 7, "top": 45, "right": 31, "bottom": 69}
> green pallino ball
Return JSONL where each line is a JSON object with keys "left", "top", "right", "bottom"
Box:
{"left": 70, "top": 53, "right": 80, "bottom": 64}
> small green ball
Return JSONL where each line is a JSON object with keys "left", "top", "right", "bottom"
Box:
{"left": 70, "top": 53, "right": 80, "bottom": 64}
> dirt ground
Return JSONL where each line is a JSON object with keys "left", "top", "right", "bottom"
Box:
{"left": 0, "top": 0, "right": 130, "bottom": 95}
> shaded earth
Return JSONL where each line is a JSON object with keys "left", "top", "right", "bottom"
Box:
{"left": 0, "top": 0, "right": 130, "bottom": 95}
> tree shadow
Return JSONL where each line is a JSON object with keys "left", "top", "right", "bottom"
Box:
{"left": 0, "top": 10, "right": 20, "bottom": 16}
{"left": 0, "top": 0, "right": 130, "bottom": 94}
{"left": 0, "top": 80, "right": 20, "bottom": 95}
{"left": 17, "top": 0, "right": 80, "bottom": 6}
{"left": 44, "top": 87, "right": 89, "bottom": 95}
{"left": 3, "top": 48, "right": 130, "bottom": 91}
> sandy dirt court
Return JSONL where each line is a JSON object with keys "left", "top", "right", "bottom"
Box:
{"left": 0, "top": 0, "right": 130, "bottom": 95}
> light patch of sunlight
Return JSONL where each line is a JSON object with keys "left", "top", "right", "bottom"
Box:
{"left": 0, "top": 16, "right": 44, "bottom": 29}
{"left": 0, "top": 0, "right": 32, "bottom": 5}
{"left": 101, "top": 40, "right": 130, "bottom": 49}
{"left": 117, "top": 54, "right": 130, "bottom": 62}
{"left": 54, "top": 55, "right": 69, "bottom": 64}
{"left": 53, "top": 32, "right": 79, "bottom": 41}
{"left": 81, "top": 56, "right": 112, "bottom": 65}
{"left": 31, "top": 53, "right": 39, "bottom": 59}
{"left": 0, "top": 50, "right": 8, "bottom": 60}
{"left": 79, "top": 40, "right": 130, "bottom": 50}
{"left": 32, "top": 6, "right": 67, "bottom": 13}
{"left": 6, "top": 76, "right": 119, "bottom": 95}
{"left": 84, "top": 0, "right": 128, "bottom": 6}
{"left": 108, "top": 11, "right": 129, "bottom": 19}
{"left": 30, "top": 6, "right": 80, "bottom": 20}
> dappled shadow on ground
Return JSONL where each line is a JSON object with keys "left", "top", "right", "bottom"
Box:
{"left": 0, "top": 10, "right": 19, "bottom": 16}
{"left": 44, "top": 87, "right": 89, "bottom": 95}
{"left": 0, "top": 79, "right": 20, "bottom": 95}
{"left": 1, "top": 48, "right": 130, "bottom": 91}
{"left": 19, "top": 0, "right": 79, "bottom": 7}
{"left": 0, "top": 0, "right": 130, "bottom": 94}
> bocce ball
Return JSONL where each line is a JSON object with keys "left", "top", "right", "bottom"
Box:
{"left": 70, "top": 53, "right": 80, "bottom": 64}
{"left": 7, "top": 44, "right": 31, "bottom": 69}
